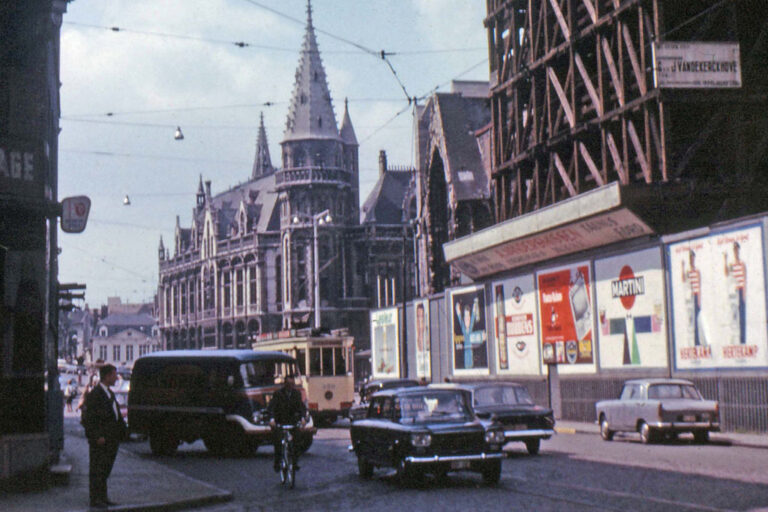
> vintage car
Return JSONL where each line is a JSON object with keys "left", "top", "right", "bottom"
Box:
{"left": 129, "top": 350, "right": 315, "bottom": 456}
{"left": 348, "top": 378, "right": 419, "bottom": 421}
{"left": 434, "top": 382, "right": 555, "bottom": 455}
{"left": 595, "top": 378, "right": 719, "bottom": 444}
{"left": 349, "top": 387, "right": 505, "bottom": 485}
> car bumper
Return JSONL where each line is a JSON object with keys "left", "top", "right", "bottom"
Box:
{"left": 225, "top": 414, "right": 317, "bottom": 436}
{"left": 649, "top": 421, "right": 720, "bottom": 431}
{"left": 503, "top": 428, "right": 555, "bottom": 440}
{"left": 404, "top": 452, "right": 504, "bottom": 464}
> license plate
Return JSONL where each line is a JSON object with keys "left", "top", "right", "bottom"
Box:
{"left": 451, "top": 460, "right": 471, "bottom": 470}
{"left": 511, "top": 424, "right": 527, "bottom": 431}
{"left": 683, "top": 415, "right": 696, "bottom": 422}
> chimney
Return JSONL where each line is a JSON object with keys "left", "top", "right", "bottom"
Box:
{"left": 205, "top": 180, "right": 212, "bottom": 197}
{"left": 378, "top": 150, "right": 387, "bottom": 177}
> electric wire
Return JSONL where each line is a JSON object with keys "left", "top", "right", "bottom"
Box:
{"left": 61, "top": 148, "right": 249, "bottom": 166}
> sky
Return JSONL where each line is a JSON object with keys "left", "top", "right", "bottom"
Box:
{"left": 57, "top": 0, "right": 489, "bottom": 308}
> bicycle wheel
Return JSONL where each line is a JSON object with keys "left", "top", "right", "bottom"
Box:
{"left": 280, "top": 439, "right": 289, "bottom": 485}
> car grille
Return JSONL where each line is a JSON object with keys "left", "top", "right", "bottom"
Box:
{"left": 498, "top": 414, "right": 550, "bottom": 428}
{"left": 431, "top": 432, "right": 484, "bottom": 455}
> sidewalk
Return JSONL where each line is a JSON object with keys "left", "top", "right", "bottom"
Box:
{"left": 3, "top": 417, "right": 232, "bottom": 512}
{"left": 554, "top": 420, "right": 768, "bottom": 449}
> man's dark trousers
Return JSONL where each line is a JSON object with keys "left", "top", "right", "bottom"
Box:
{"left": 89, "top": 438, "right": 119, "bottom": 504}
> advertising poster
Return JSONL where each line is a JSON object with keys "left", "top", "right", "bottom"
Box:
{"left": 450, "top": 285, "right": 489, "bottom": 374}
{"left": 413, "top": 299, "right": 431, "bottom": 380}
{"left": 668, "top": 224, "right": 768, "bottom": 369}
{"left": 370, "top": 308, "right": 399, "bottom": 379}
{"left": 491, "top": 275, "right": 541, "bottom": 375}
{"left": 595, "top": 248, "right": 668, "bottom": 368}
{"left": 537, "top": 262, "right": 596, "bottom": 373}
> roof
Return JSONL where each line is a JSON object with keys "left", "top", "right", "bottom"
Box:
{"left": 98, "top": 313, "right": 155, "bottom": 328}
{"left": 252, "top": 113, "right": 274, "bottom": 179}
{"left": 624, "top": 378, "right": 695, "bottom": 386}
{"left": 360, "top": 168, "right": 414, "bottom": 224}
{"left": 339, "top": 98, "right": 357, "bottom": 145}
{"left": 136, "top": 350, "right": 295, "bottom": 362}
{"left": 282, "top": 4, "right": 340, "bottom": 143}
{"left": 198, "top": 172, "right": 279, "bottom": 235}
{"left": 431, "top": 93, "right": 491, "bottom": 202}
{"left": 431, "top": 381, "right": 526, "bottom": 391}
{"left": 364, "top": 378, "right": 419, "bottom": 389}
{"left": 372, "top": 386, "right": 466, "bottom": 398}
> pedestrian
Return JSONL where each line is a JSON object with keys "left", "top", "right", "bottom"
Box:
{"left": 64, "top": 379, "right": 76, "bottom": 412}
{"left": 82, "top": 364, "right": 128, "bottom": 509}
{"left": 77, "top": 374, "right": 96, "bottom": 417}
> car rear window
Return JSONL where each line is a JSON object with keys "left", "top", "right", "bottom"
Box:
{"left": 648, "top": 384, "right": 701, "bottom": 399}
{"left": 474, "top": 385, "right": 534, "bottom": 406}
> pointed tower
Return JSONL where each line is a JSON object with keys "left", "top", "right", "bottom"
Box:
{"left": 252, "top": 113, "right": 274, "bottom": 179}
{"left": 282, "top": 1, "right": 340, "bottom": 144}
{"left": 158, "top": 236, "right": 165, "bottom": 262}
{"left": 277, "top": 0, "right": 359, "bottom": 329}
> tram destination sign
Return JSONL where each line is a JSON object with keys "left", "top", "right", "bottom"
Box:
{"left": 653, "top": 42, "right": 741, "bottom": 89}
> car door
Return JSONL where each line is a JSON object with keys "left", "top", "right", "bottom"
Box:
{"left": 616, "top": 384, "right": 638, "bottom": 430}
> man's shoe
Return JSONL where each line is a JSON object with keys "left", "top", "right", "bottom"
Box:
{"left": 106, "top": 500, "right": 118, "bottom": 506}
{"left": 294, "top": 464, "right": 300, "bottom": 471}
{"left": 273, "top": 463, "right": 280, "bottom": 472}
{"left": 89, "top": 501, "right": 107, "bottom": 509}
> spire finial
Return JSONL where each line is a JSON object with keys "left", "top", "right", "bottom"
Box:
{"left": 306, "top": 0, "right": 313, "bottom": 27}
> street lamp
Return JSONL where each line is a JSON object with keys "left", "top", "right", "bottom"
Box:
{"left": 292, "top": 209, "right": 332, "bottom": 329}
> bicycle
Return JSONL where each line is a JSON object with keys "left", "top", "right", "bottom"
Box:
{"left": 277, "top": 424, "right": 299, "bottom": 488}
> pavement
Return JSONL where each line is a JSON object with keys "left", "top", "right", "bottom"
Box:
{"left": 2, "top": 415, "right": 767, "bottom": 512}
{"left": 2, "top": 413, "right": 233, "bottom": 512}
{"left": 553, "top": 420, "right": 768, "bottom": 449}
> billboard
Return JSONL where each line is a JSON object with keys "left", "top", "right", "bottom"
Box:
{"left": 413, "top": 299, "right": 431, "bottom": 380}
{"left": 537, "top": 262, "right": 596, "bottom": 373}
{"left": 668, "top": 225, "right": 768, "bottom": 369}
{"left": 449, "top": 285, "right": 489, "bottom": 375}
{"left": 491, "top": 275, "right": 541, "bottom": 375}
{"left": 595, "top": 248, "right": 668, "bottom": 369}
{"left": 370, "top": 308, "right": 399, "bottom": 378}
{"left": 653, "top": 42, "right": 741, "bottom": 89}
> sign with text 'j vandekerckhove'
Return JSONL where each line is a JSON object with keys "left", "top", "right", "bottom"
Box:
{"left": 653, "top": 42, "right": 741, "bottom": 89}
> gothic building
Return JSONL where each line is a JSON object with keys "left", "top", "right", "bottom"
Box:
{"left": 157, "top": 4, "right": 368, "bottom": 350}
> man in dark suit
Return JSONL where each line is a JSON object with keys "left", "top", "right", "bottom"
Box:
{"left": 82, "top": 364, "right": 127, "bottom": 508}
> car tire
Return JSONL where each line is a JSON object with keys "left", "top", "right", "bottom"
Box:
{"left": 638, "top": 422, "right": 656, "bottom": 444}
{"left": 357, "top": 456, "right": 373, "bottom": 480}
{"left": 693, "top": 430, "right": 709, "bottom": 443}
{"left": 481, "top": 460, "right": 502, "bottom": 485}
{"left": 600, "top": 416, "right": 614, "bottom": 441}
{"left": 149, "top": 429, "right": 178, "bottom": 456}
{"left": 525, "top": 438, "right": 541, "bottom": 455}
{"left": 295, "top": 434, "right": 313, "bottom": 455}
{"left": 203, "top": 435, "right": 225, "bottom": 456}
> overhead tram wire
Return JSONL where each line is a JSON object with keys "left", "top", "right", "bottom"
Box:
{"left": 60, "top": 148, "right": 250, "bottom": 166}
{"left": 64, "top": 243, "right": 156, "bottom": 282}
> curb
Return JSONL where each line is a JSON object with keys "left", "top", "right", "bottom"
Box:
{"left": 107, "top": 490, "right": 234, "bottom": 512}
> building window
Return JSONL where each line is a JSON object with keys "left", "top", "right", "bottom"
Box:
{"left": 181, "top": 282, "right": 187, "bottom": 314}
{"left": 236, "top": 268, "right": 244, "bottom": 307}
{"left": 126, "top": 345, "right": 134, "bottom": 361}
{"left": 99, "top": 345, "right": 108, "bottom": 361}
{"left": 189, "top": 279, "right": 196, "bottom": 314}
{"left": 113, "top": 345, "right": 121, "bottom": 361}
{"left": 223, "top": 271, "right": 231, "bottom": 308}
{"left": 249, "top": 265, "right": 258, "bottom": 305}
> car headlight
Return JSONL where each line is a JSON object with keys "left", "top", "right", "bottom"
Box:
{"left": 485, "top": 430, "right": 505, "bottom": 444}
{"left": 410, "top": 433, "right": 432, "bottom": 447}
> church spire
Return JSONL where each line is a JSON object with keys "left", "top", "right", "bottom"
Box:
{"left": 339, "top": 98, "right": 358, "bottom": 146}
{"left": 282, "top": 0, "right": 340, "bottom": 142}
{"left": 252, "top": 112, "right": 274, "bottom": 179}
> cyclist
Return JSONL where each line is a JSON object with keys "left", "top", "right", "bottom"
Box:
{"left": 267, "top": 374, "right": 307, "bottom": 472}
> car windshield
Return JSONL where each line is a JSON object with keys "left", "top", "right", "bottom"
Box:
{"left": 474, "top": 385, "right": 534, "bottom": 406}
{"left": 397, "top": 391, "right": 472, "bottom": 424}
{"left": 240, "top": 360, "right": 299, "bottom": 387}
{"left": 647, "top": 384, "right": 702, "bottom": 399}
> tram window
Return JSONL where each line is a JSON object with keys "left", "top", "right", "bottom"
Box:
{"left": 334, "top": 347, "right": 345, "bottom": 375}
{"left": 322, "top": 348, "right": 333, "bottom": 376}
{"left": 296, "top": 349, "right": 307, "bottom": 376}
{"left": 309, "top": 348, "right": 321, "bottom": 376}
